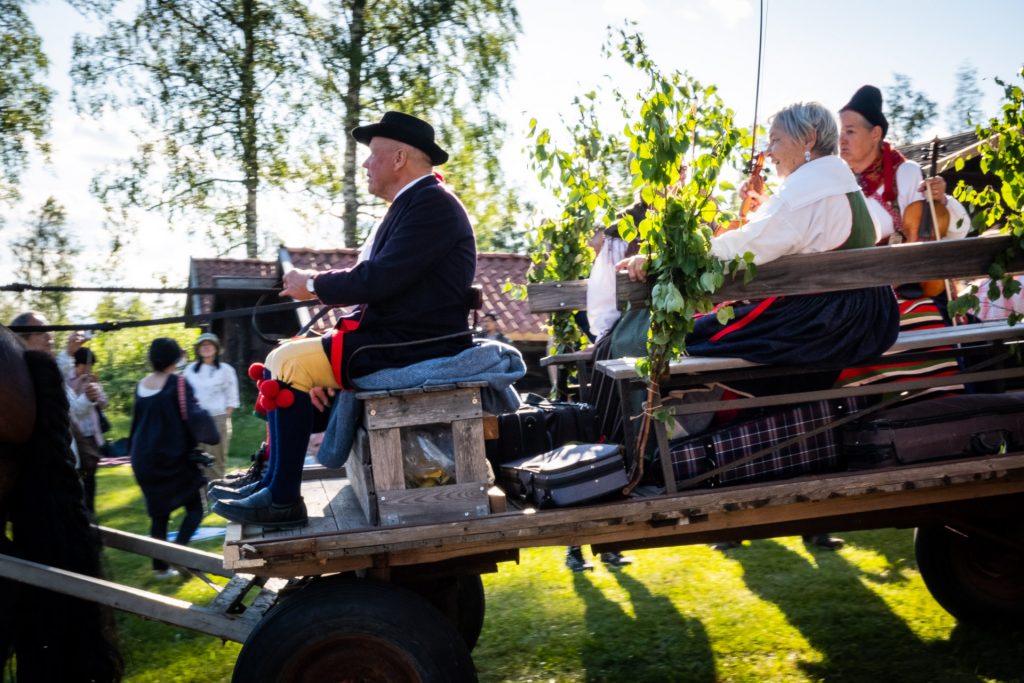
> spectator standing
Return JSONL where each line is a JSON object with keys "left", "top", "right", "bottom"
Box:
{"left": 56, "top": 330, "right": 88, "bottom": 381}
{"left": 185, "top": 332, "right": 240, "bottom": 481}
{"left": 129, "top": 338, "right": 212, "bottom": 578}
{"left": 68, "top": 346, "right": 108, "bottom": 514}
{"left": 11, "top": 312, "right": 101, "bottom": 509}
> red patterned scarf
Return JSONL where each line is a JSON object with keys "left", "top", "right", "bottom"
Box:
{"left": 855, "top": 142, "right": 907, "bottom": 240}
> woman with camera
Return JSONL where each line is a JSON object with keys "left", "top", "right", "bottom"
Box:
{"left": 129, "top": 338, "right": 218, "bottom": 578}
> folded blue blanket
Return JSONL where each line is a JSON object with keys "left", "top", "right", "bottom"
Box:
{"left": 317, "top": 340, "right": 525, "bottom": 467}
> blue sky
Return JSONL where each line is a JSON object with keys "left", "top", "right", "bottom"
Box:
{"left": 4, "top": 0, "right": 1024, "bottom": 313}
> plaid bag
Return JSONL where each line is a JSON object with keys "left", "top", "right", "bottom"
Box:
{"left": 667, "top": 397, "right": 865, "bottom": 488}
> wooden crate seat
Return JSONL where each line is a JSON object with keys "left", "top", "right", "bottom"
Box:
{"left": 349, "top": 381, "right": 498, "bottom": 526}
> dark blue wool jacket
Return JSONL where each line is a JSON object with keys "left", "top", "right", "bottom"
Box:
{"left": 315, "top": 175, "right": 476, "bottom": 384}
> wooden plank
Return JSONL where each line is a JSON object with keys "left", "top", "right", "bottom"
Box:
{"left": 235, "top": 578, "right": 289, "bottom": 628}
{"left": 653, "top": 419, "right": 676, "bottom": 495}
{"left": 98, "top": 526, "right": 233, "bottom": 578}
{"left": 300, "top": 478, "right": 336, "bottom": 536}
{"left": 376, "top": 482, "right": 491, "bottom": 526}
{"left": 229, "top": 453, "right": 1024, "bottom": 560}
{"left": 528, "top": 235, "right": 1024, "bottom": 313}
{"left": 489, "top": 486, "right": 507, "bottom": 513}
{"left": 235, "top": 477, "right": 1024, "bottom": 578}
{"left": 596, "top": 320, "right": 1024, "bottom": 381}
{"left": 540, "top": 349, "right": 595, "bottom": 367}
{"left": 664, "top": 367, "right": 1024, "bottom": 417}
{"left": 0, "top": 552, "right": 253, "bottom": 643}
{"left": 208, "top": 574, "right": 257, "bottom": 614}
{"left": 367, "top": 427, "right": 405, "bottom": 492}
{"left": 323, "top": 477, "right": 371, "bottom": 531}
{"left": 302, "top": 463, "right": 346, "bottom": 480}
{"left": 364, "top": 388, "right": 482, "bottom": 430}
{"left": 347, "top": 428, "right": 377, "bottom": 525}
{"left": 452, "top": 417, "right": 489, "bottom": 484}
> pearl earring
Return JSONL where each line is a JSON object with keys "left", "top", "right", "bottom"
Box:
{"left": 804, "top": 150, "right": 811, "bottom": 162}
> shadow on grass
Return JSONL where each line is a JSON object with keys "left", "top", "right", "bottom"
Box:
{"left": 734, "top": 539, "right": 986, "bottom": 682}
{"left": 840, "top": 528, "right": 919, "bottom": 582}
{"left": 929, "top": 621, "right": 1024, "bottom": 682}
{"left": 572, "top": 569, "right": 715, "bottom": 682}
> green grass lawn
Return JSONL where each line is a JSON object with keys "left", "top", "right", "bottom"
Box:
{"left": 80, "top": 410, "right": 1023, "bottom": 682}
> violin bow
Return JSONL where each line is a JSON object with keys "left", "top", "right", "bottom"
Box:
{"left": 923, "top": 136, "right": 961, "bottom": 320}
{"left": 740, "top": 0, "right": 768, "bottom": 220}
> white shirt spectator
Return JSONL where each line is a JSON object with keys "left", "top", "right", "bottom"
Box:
{"left": 184, "top": 362, "right": 240, "bottom": 416}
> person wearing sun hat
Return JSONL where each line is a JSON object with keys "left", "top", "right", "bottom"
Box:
{"left": 184, "top": 331, "right": 239, "bottom": 481}
{"left": 211, "top": 112, "right": 476, "bottom": 529}
{"left": 838, "top": 84, "right": 969, "bottom": 246}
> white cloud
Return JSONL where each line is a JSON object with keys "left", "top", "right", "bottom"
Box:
{"left": 705, "top": 0, "right": 754, "bottom": 29}
{"left": 603, "top": 0, "right": 651, "bottom": 22}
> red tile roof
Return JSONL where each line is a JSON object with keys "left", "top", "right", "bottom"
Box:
{"left": 475, "top": 251, "right": 548, "bottom": 340}
{"left": 188, "top": 257, "right": 279, "bottom": 316}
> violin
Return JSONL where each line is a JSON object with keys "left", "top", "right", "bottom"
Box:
{"left": 739, "top": 151, "right": 766, "bottom": 221}
{"left": 715, "top": 151, "right": 766, "bottom": 236}
{"left": 901, "top": 137, "right": 954, "bottom": 299}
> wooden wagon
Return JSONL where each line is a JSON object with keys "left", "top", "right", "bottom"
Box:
{"left": 3, "top": 235, "right": 1024, "bottom": 682}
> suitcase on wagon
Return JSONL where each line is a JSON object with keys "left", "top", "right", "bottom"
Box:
{"left": 485, "top": 394, "right": 599, "bottom": 466}
{"left": 841, "top": 392, "right": 1024, "bottom": 469}
{"left": 664, "top": 397, "right": 865, "bottom": 488}
{"left": 499, "top": 443, "right": 628, "bottom": 508}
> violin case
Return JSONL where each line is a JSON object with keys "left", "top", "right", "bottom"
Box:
{"left": 498, "top": 443, "right": 627, "bottom": 508}
{"left": 841, "top": 392, "right": 1024, "bottom": 468}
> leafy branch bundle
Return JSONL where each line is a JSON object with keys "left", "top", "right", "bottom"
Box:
{"left": 610, "top": 31, "right": 745, "bottom": 452}
{"left": 952, "top": 67, "right": 1024, "bottom": 324}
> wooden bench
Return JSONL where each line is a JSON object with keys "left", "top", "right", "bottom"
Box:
{"left": 528, "top": 234, "right": 1024, "bottom": 492}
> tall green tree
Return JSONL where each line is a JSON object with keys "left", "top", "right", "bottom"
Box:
{"left": 885, "top": 73, "right": 937, "bottom": 145}
{"left": 0, "top": 0, "right": 53, "bottom": 209}
{"left": 527, "top": 90, "right": 631, "bottom": 351}
{"left": 310, "top": 0, "right": 520, "bottom": 247}
{"left": 71, "top": 0, "right": 316, "bottom": 257}
{"left": 10, "top": 196, "right": 78, "bottom": 321}
{"left": 947, "top": 61, "right": 984, "bottom": 132}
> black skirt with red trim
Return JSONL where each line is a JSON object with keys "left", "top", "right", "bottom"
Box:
{"left": 685, "top": 286, "right": 899, "bottom": 369}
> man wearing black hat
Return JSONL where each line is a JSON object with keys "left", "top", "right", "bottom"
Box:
{"left": 212, "top": 112, "right": 476, "bottom": 528}
{"left": 838, "top": 84, "right": 969, "bottom": 246}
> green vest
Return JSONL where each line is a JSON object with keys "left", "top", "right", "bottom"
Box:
{"left": 838, "top": 191, "right": 876, "bottom": 250}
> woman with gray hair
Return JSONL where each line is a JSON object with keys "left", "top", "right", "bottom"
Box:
{"left": 617, "top": 101, "right": 899, "bottom": 370}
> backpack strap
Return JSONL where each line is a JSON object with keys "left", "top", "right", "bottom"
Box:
{"left": 176, "top": 375, "right": 188, "bottom": 422}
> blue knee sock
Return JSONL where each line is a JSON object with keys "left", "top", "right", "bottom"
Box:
{"left": 266, "top": 385, "right": 312, "bottom": 505}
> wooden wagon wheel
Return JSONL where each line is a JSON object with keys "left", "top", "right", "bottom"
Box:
{"left": 232, "top": 576, "right": 477, "bottom": 683}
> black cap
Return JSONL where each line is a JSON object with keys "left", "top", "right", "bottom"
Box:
{"left": 840, "top": 85, "right": 888, "bottom": 137}
{"left": 352, "top": 111, "right": 449, "bottom": 165}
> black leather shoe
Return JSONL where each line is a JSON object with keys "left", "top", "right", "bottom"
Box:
{"left": 565, "top": 547, "right": 593, "bottom": 572}
{"left": 600, "top": 552, "right": 634, "bottom": 567}
{"left": 213, "top": 488, "right": 308, "bottom": 529}
{"left": 208, "top": 481, "right": 260, "bottom": 502}
{"left": 804, "top": 534, "right": 845, "bottom": 550}
{"left": 208, "top": 444, "right": 266, "bottom": 490}
{"left": 710, "top": 541, "right": 742, "bottom": 551}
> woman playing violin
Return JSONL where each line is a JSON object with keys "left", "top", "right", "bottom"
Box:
{"left": 838, "top": 85, "right": 970, "bottom": 246}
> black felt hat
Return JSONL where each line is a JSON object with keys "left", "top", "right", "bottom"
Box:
{"left": 352, "top": 111, "right": 449, "bottom": 165}
{"left": 841, "top": 85, "right": 888, "bottom": 137}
